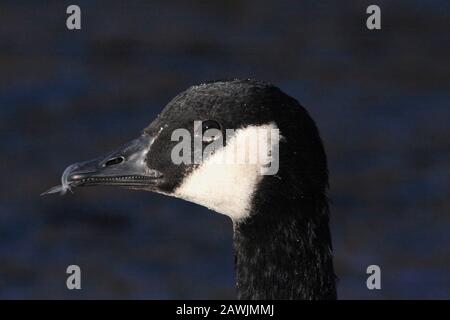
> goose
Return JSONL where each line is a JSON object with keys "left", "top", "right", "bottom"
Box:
{"left": 43, "top": 79, "right": 337, "bottom": 300}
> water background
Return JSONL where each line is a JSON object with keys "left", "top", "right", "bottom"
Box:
{"left": 0, "top": 0, "right": 449, "bottom": 299}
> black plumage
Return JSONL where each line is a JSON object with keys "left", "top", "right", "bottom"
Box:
{"left": 45, "top": 79, "right": 337, "bottom": 299}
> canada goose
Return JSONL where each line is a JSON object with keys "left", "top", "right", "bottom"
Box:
{"left": 43, "top": 79, "right": 337, "bottom": 299}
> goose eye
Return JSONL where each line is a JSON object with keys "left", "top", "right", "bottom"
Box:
{"left": 202, "top": 120, "right": 222, "bottom": 143}
{"left": 202, "top": 120, "right": 221, "bottom": 133}
{"left": 104, "top": 156, "right": 125, "bottom": 166}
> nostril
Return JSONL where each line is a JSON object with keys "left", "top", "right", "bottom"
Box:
{"left": 104, "top": 156, "right": 125, "bottom": 166}
{"left": 68, "top": 174, "right": 83, "bottom": 181}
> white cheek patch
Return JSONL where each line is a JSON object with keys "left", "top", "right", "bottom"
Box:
{"left": 173, "top": 123, "right": 279, "bottom": 221}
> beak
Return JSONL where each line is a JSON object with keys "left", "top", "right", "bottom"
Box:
{"left": 41, "top": 134, "right": 163, "bottom": 196}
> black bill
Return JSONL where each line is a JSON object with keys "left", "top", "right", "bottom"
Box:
{"left": 41, "top": 134, "right": 163, "bottom": 196}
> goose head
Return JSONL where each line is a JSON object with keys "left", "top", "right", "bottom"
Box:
{"left": 43, "top": 79, "right": 328, "bottom": 222}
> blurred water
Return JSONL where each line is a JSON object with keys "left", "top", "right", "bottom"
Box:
{"left": 0, "top": 0, "right": 449, "bottom": 299}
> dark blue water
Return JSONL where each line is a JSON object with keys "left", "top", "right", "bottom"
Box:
{"left": 0, "top": 1, "right": 449, "bottom": 299}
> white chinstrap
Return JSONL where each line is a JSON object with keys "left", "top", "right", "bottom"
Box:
{"left": 173, "top": 123, "right": 281, "bottom": 221}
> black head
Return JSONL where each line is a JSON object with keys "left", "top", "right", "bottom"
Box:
{"left": 43, "top": 79, "right": 328, "bottom": 222}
